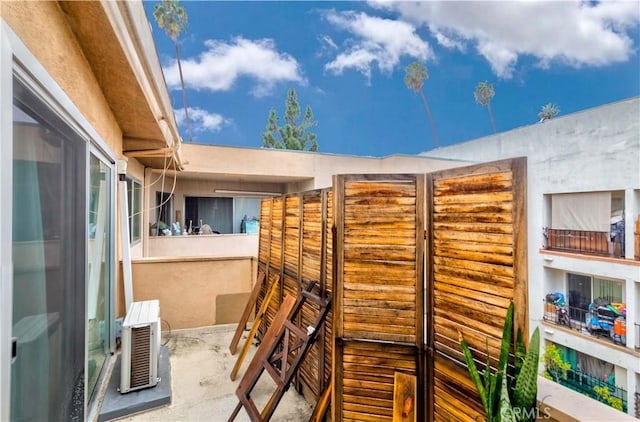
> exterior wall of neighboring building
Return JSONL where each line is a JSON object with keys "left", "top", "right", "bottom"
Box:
{"left": 422, "top": 97, "right": 640, "bottom": 416}
{"left": 143, "top": 144, "right": 465, "bottom": 258}
{"left": 179, "top": 143, "right": 463, "bottom": 192}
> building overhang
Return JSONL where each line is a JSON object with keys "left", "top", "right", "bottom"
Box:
{"left": 59, "top": 1, "right": 183, "bottom": 170}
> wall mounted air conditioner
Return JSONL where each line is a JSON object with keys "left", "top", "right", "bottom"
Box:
{"left": 120, "top": 299, "right": 161, "bottom": 393}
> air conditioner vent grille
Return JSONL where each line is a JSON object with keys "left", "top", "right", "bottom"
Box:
{"left": 130, "top": 325, "right": 151, "bottom": 388}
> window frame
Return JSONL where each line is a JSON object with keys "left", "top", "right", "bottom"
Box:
{"left": 184, "top": 195, "right": 261, "bottom": 234}
{"left": 126, "top": 177, "right": 142, "bottom": 244}
{"left": 567, "top": 272, "right": 625, "bottom": 308}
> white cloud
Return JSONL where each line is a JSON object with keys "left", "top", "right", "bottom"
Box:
{"left": 321, "top": 35, "right": 338, "bottom": 50}
{"left": 370, "top": 1, "right": 640, "bottom": 79}
{"left": 164, "top": 37, "right": 305, "bottom": 97}
{"left": 323, "top": 10, "right": 433, "bottom": 81}
{"left": 174, "top": 107, "right": 232, "bottom": 133}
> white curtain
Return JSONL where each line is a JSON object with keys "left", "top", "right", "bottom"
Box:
{"left": 551, "top": 192, "right": 611, "bottom": 231}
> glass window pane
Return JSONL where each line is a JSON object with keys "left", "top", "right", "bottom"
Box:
{"left": 593, "top": 278, "right": 624, "bottom": 303}
{"left": 568, "top": 273, "right": 591, "bottom": 322}
{"left": 12, "top": 78, "right": 86, "bottom": 421}
{"left": 87, "top": 154, "right": 111, "bottom": 400}
{"left": 200, "top": 197, "right": 232, "bottom": 234}
{"left": 132, "top": 181, "right": 141, "bottom": 241}
{"left": 234, "top": 197, "right": 261, "bottom": 234}
{"left": 126, "top": 179, "right": 141, "bottom": 243}
{"left": 156, "top": 192, "right": 172, "bottom": 228}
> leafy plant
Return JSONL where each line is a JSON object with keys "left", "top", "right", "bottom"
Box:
{"left": 459, "top": 302, "right": 540, "bottom": 422}
{"left": 543, "top": 344, "right": 570, "bottom": 382}
{"left": 593, "top": 385, "right": 624, "bottom": 411}
{"left": 538, "top": 103, "right": 560, "bottom": 122}
{"left": 262, "top": 88, "right": 318, "bottom": 151}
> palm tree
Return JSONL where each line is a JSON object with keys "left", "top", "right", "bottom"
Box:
{"left": 404, "top": 61, "right": 439, "bottom": 148}
{"left": 153, "top": 0, "right": 192, "bottom": 142}
{"left": 474, "top": 81, "right": 496, "bottom": 133}
{"left": 538, "top": 103, "right": 560, "bottom": 122}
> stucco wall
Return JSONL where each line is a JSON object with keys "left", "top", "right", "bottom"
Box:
{"left": 179, "top": 144, "right": 464, "bottom": 191}
{"left": 422, "top": 98, "right": 640, "bottom": 192}
{"left": 126, "top": 256, "right": 257, "bottom": 329}
{"left": 148, "top": 234, "right": 259, "bottom": 258}
{"left": 1, "top": 1, "right": 123, "bottom": 155}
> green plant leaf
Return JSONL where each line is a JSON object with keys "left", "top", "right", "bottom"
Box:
{"left": 499, "top": 357, "right": 516, "bottom": 422}
{"left": 459, "top": 330, "right": 489, "bottom": 416}
{"left": 513, "top": 327, "right": 540, "bottom": 419}
{"left": 494, "top": 302, "right": 514, "bottom": 411}
{"left": 483, "top": 337, "right": 496, "bottom": 419}
{"left": 515, "top": 329, "right": 526, "bottom": 378}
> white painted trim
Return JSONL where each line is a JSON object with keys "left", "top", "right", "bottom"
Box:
{"left": 119, "top": 179, "right": 134, "bottom": 311}
{"left": 0, "top": 21, "right": 15, "bottom": 422}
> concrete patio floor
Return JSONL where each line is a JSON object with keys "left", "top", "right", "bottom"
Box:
{"left": 113, "top": 324, "right": 314, "bottom": 422}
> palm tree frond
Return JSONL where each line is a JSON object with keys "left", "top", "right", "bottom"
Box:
{"left": 538, "top": 103, "right": 560, "bottom": 122}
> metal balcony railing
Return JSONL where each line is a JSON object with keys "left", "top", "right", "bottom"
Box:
{"left": 547, "top": 367, "right": 628, "bottom": 413}
{"left": 543, "top": 302, "right": 627, "bottom": 346}
{"left": 544, "top": 228, "right": 624, "bottom": 258}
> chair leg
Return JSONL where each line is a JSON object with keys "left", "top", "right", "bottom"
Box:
{"left": 228, "top": 401, "right": 242, "bottom": 422}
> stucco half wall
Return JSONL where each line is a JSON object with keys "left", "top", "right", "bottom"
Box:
{"left": 119, "top": 256, "right": 257, "bottom": 329}
{"left": 148, "top": 234, "right": 259, "bottom": 258}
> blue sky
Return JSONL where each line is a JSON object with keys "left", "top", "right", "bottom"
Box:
{"left": 145, "top": 1, "right": 640, "bottom": 157}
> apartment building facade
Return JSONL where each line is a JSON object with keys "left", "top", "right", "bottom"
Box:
{"left": 423, "top": 97, "right": 640, "bottom": 416}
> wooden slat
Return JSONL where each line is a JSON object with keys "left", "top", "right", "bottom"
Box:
{"left": 433, "top": 191, "right": 513, "bottom": 205}
{"left": 229, "top": 270, "right": 265, "bottom": 355}
{"left": 309, "top": 384, "right": 332, "bottom": 422}
{"left": 230, "top": 275, "right": 280, "bottom": 381}
{"left": 283, "top": 195, "right": 301, "bottom": 277}
{"left": 393, "top": 372, "right": 417, "bottom": 422}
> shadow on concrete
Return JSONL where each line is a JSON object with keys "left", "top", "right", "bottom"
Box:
{"left": 98, "top": 346, "right": 171, "bottom": 421}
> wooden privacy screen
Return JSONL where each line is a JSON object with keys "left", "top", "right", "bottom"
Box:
{"left": 332, "top": 174, "right": 424, "bottom": 421}
{"left": 255, "top": 189, "right": 333, "bottom": 402}
{"left": 252, "top": 157, "right": 527, "bottom": 421}
{"left": 427, "top": 157, "right": 527, "bottom": 421}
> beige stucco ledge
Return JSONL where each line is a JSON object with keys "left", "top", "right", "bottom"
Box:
{"left": 131, "top": 255, "right": 255, "bottom": 264}
{"left": 538, "top": 376, "right": 635, "bottom": 421}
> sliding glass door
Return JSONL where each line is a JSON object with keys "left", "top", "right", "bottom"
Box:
{"left": 11, "top": 78, "right": 87, "bottom": 420}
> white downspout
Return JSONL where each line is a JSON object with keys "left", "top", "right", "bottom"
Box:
{"left": 117, "top": 159, "right": 133, "bottom": 312}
